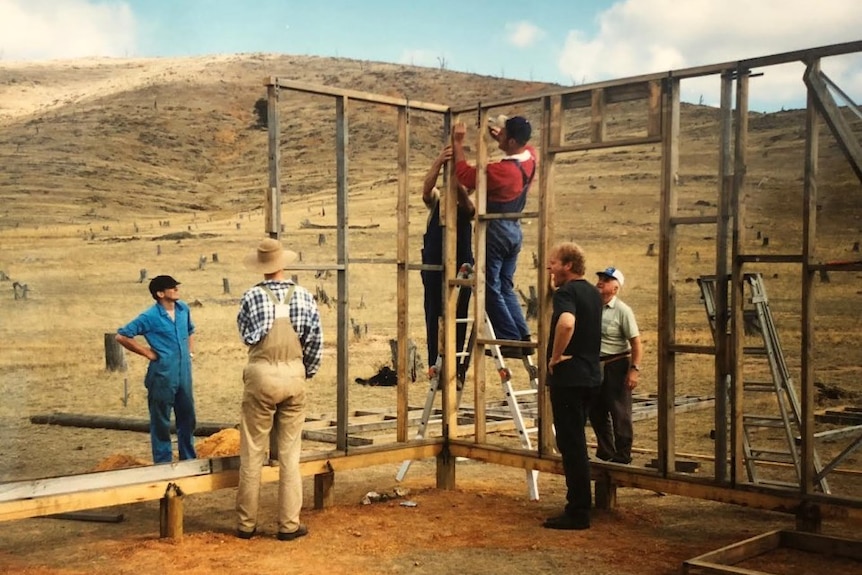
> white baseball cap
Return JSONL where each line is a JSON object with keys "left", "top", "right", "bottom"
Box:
{"left": 597, "top": 267, "right": 625, "bottom": 287}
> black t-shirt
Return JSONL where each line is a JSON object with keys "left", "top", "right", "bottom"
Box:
{"left": 547, "top": 278, "right": 602, "bottom": 387}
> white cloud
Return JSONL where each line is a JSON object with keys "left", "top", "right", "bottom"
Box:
{"left": 0, "top": 0, "right": 136, "bottom": 61}
{"left": 558, "top": 0, "right": 862, "bottom": 109}
{"left": 506, "top": 21, "right": 544, "bottom": 49}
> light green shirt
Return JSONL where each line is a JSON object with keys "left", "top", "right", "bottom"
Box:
{"left": 600, "top": 296, "right": 639, "bottom": 356}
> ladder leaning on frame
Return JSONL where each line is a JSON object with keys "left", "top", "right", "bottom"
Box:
{"left": 698, "top": 273, "right": 829, "bottom": 493}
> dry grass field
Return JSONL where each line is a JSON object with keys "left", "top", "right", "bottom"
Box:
{"left": 0, "top": 53, "right": 860, "bottom": 573}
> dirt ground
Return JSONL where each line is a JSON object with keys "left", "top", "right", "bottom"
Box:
{"left": 3, "top": 459, "right": 860, "bottom": 575}
{"left": 1, "top": 429, "right": 860, "bottom": 575}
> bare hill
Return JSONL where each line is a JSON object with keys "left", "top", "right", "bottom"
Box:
{"left": 0, "top": 53, "right": 552, "bottom": 228}
{"left": 0, "top": 52, "right": 859, "bottom": 244}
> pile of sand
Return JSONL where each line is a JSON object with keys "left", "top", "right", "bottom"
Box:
{"left": 91, "top": 454, "right": 150, "bottom": 471}
{"left": 195, "top": 428, "right": 240, "bottom": 458}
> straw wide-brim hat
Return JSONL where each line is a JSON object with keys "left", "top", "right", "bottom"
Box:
{"left": 243, "top": 238, "right": 297, "bottom": 274}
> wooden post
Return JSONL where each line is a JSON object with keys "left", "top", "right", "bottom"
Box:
{"left": 314, "top": 470, "right": 335, "bottom": 509}
{"left": 222, "top": 278, "right": 230, "bottom": 294}
{"left": 138, "top": 269, "right": 147, "bottom": 283}
{"left": 212, "top": 253, "right": 219, "bottom": 263}
{"left": 435, "top": 445, "right": 455, "bottom": 491}
{"left": 594, "top": 473, "right": 617, "bottom": 510}
{"left": 104, "top": 333, "right": 127, "bottom": 372}
{"left": 159, "top": 483, "right": 184, "bottom": 540}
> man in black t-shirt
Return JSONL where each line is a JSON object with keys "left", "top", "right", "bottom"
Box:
{"left": 544, "top": 242, "right": 602, "bottom": 530}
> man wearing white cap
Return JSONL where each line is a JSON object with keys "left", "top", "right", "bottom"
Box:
{"left": 591, "top": 267, "right": 642, "bottom": 464}
{"left": 235, "top": 238, "right": 323, "bottom": 541}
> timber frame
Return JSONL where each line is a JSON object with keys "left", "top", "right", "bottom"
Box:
{"left": 1, "top": 41, "right": 861, "bottom": 541}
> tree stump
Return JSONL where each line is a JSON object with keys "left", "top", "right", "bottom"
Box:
{"left": 12, "top": 282, "right": 28, "bottom": 300}
{"left": 105, "top": 333, "right": 128, "bottom": 372}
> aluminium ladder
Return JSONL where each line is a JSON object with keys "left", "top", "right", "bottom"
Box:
{"left": 396, "top": 267, "right": 541, "bottom": 499}
{"left": 698, "top": 273, "right": 829, "bottom": 492}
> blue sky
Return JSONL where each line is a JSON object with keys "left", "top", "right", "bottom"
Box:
{"left": 1, "top": 0, "right": 861, "bottom": 111}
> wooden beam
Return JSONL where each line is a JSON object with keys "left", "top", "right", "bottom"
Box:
{"left": 801, "top": 60, "right": 820, "bottom": 498}
{"left": 731, "top": 68, "right": 750, "bottom": 486}
{"left": 335, "top": 94, "right": 350, "bottom": 452}
{"left": 535, "top": 95, "right": 561, "bottom": 457}
{"left": 547, "top": 134, "right": 661, "bottom": 154}
{"left": 266, "top": 77, "right": 449, "bottom": 113}
{"left": 395, "top": 104, "right": 410, "bottom": 443}
{"left": 590, "top": 88, "right": 606, "bottom": 143}
{"left": 658, "top": 76, "right": 680, "bottom": 477}
{"left": 266, "top": 84, "right": 281, "bottom": 237}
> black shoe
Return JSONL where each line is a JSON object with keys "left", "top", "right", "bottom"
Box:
{"left": 543, "top": 513, "right": 590, "bottom": 530}
{"left": 500, "top": 346, "right": 524, "bottom": 359}
{"left": 610, "top": 454, "right": 633, "bottom": 464}
{"left": 236, "top": 527, "right": 256, "bottom": 540}
{"left": 521, "top": 336, "right": 535, "bottom": 356}
{"left": 595, "top": 451, "right": 614, "bottom": 462}
{"left": 484, "top": 346, "right": 523, "bottom": 359}
{"left": 277, "top": 524, "right": 308, "bottom": 541}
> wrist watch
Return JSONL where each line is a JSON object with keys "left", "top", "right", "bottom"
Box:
{"left": 630, "top": 364, "right": 640, "bottom": 371}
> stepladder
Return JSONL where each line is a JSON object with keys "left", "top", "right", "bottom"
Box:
{"left": 396, "top": 265, "right": 542, "bottom": 499}
{"left": 698, "top": 273, "right": 829, "bottom": 492}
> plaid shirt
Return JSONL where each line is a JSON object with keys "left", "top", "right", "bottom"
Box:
{"left": 237, "top": 280, "right": 323, "bottom": 378}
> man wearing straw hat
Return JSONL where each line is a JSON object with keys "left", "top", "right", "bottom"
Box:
{"left": 235, "top": 238, "right": 323, "bottom": 541}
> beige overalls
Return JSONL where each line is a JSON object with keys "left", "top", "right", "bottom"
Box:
{"left": 236, "top": 285, "right": 307, "bottom": 535}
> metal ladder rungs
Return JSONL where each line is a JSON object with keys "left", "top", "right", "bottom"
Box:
{"left": 743, "top": 415, "right": 789, "bottom": 428}
{"left": 748, "top": 450, "right": 797, "bottom": 464}
{"left": 743, "top": 382, "right": 778, "bottom": 393}
{"left": 509, "top": 389, "right": 538, "bottom": 399}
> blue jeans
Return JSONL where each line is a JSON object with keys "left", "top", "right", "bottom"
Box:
{"left": 486, "top": 222, "right": 530, "bottom": 341}
{"left": 148, "top": 383, "right": 197, "bottom": 463}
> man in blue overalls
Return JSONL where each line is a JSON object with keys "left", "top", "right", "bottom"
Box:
{"left": 116, "top": 275, "right": 196, "bottom": 464}
{"left": 453, "top": 116, "right": 537, "bottom": 357}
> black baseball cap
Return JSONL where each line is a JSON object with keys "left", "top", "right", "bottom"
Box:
{"left": 505, "top": 116, "right": 531, "bottom": 145}
{"left": 149, "top": 275, "right": 180, "bottom": 298}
